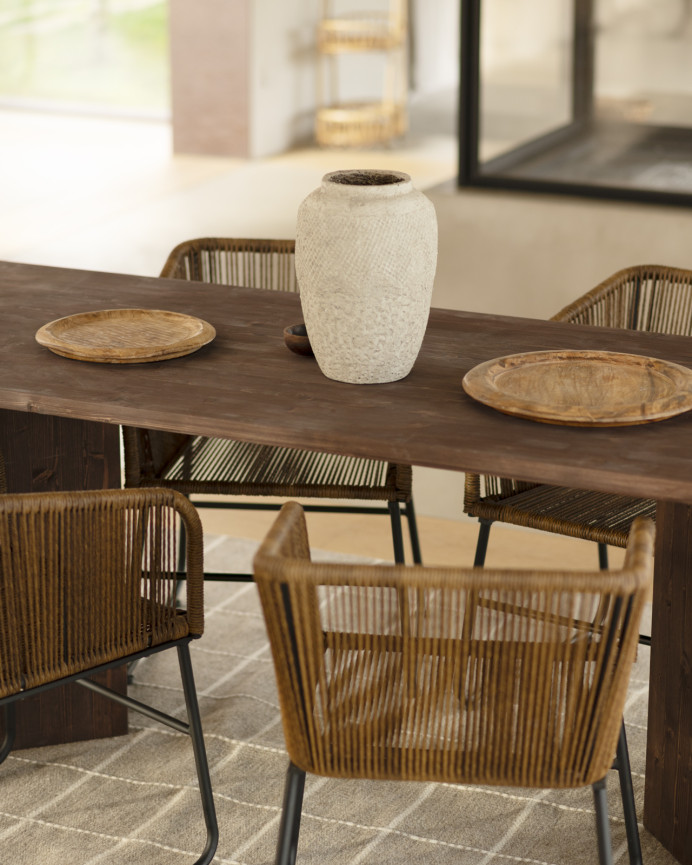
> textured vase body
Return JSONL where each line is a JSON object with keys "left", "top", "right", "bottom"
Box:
{"left": 295, "top": 169, "right": 438, "bottom": 384}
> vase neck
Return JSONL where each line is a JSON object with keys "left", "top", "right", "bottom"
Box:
{"left": 321, "top": 169, "right": 413, "bottom": 198}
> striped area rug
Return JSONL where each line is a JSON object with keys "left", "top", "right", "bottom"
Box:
{"left": 0, "top": 536, "right": 677, "bottom": 865}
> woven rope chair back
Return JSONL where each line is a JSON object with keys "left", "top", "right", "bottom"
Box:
{"left": 555, "top": 264, "right": 692, "bottom": 334}
{"left": 122, "top": 237, "right": 298, "bottom": 486}
{"left": 254, "top": 503, "right": 653, "bottom": 789}
{"left": 0, "top": 488, "right": 203, "bottom": 698}
{"left": 161, "top": 237, "right": 298, "bottom": 293}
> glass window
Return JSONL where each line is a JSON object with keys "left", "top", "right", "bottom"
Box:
{"left": 0, "top": 0, "right": 169, "bottom": 117}
{"left": 460, "top": 0, "right": 692, "bottom": 204}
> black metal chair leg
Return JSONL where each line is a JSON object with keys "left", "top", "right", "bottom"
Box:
{"left": 275, "top": 762, "right": 306, "bottom": 865}
{"left": 473, "top": 518, "right": 493, "bottom": 567}
{"left": 177, "top": 644, "right": 219, "bottom": 865}
{"left": 613, "top": 722, "right": 643, "bottom": 865}
{"left": 592, "top": 778, "right": 615, "bottom": 865}
{"left": 0, "top": 704, "right": 16, "bottom": 765}
{"left": 127, "top": 658, "right": 142, "bottom": 684}
{"left": 388, "top": 500, "right": 406, "bottom": 563}
{"left": 598, "top": 542, "right": 609, "bottom": 570}
{"left": 405, "top": 499, "right": 423, "bottom": 564}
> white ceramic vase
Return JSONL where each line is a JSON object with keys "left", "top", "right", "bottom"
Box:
{"left": 295, "top": 169, "right": 438, "bottom": 384}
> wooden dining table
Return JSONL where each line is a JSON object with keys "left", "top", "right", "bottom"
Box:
{"left": 1, "top": 258, "right": 692, "bottom": 863}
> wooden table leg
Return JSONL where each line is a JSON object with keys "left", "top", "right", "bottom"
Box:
{"left": 0, "top": 408, "right": 127, "bottom": 748}
{"left": 645, "top": 499, "right": 692, "bottom": 864}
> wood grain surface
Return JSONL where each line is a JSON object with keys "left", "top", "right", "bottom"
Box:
{"left": 5, "top": 259, "right": 692, "bottom": 505}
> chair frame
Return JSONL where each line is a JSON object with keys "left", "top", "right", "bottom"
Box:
{"left": 0, "top": 488, "right": 218, "bottom": 865}
{"left": 0, "top": 640, "right": 217, "bottom": 865}
{"left": 254, "top": 502, "right": 652, "bottom": 865}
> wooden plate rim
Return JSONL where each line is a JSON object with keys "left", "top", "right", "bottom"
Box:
{"left": 35, "top": 308, "right": 216, "bottom": 363}
{"left": 462, "top": 349, "right": 692, "bottom": 426}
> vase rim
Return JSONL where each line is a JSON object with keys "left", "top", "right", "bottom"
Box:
{"left": 323, "top": 169, "right": 411, "bottom": 187}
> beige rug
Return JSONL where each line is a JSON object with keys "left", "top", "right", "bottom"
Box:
{"left": 0, "top": 536, "right": 677, "bottom": 865}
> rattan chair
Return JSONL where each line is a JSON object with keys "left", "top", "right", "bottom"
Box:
{"left": 0, "top": 487, "right": 218, "bottom": 865}
{"left": 464, "top": 264, "right": 692, "bottom": 647}
{"left": 122, "top": 237, "right": 421, "bottom": 578}
{"left": 253, "top": 501, "right": 652, "bottom": 865}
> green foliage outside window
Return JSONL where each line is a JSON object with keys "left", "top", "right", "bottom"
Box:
{"left": 0, "top": 0, "right": 169, "bottom": 115}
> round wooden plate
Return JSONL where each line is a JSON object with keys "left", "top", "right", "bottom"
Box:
{"left": 462, "top": 349, "right": 692, "bottom": 426}
{"left": 36, "top": 309, "right": 216, "bottom": 363}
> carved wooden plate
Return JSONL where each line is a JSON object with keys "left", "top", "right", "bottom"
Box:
{"left": 36, "top": 309, "right": 216, "bottom": 363}
{"left": 462, "top": 349, "right": 692, "bottom": 426}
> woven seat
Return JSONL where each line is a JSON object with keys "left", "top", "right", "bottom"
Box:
{"left": 149, "top": 434, "right": 409, "bottom": 500}
{"left": 123, "top": 237, "right": 421, "bottom": 578}
{"left": 254, "top": 502, "right": 652, "bottom": 865}
{"left": 464, "top": 264, "right": 692, "bottom": 644}
{"left": 465, "top": 477, "right": 657, "bottom": 549}
{"left": 0, "top": 486, "right": 218, "bottom": 864}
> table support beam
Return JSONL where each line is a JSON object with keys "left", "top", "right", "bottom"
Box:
{"left": 645, "top": 500, "right": 692, "bottom": 864}
{"left": 0, "top": 409, "right": 127, "bottom": 748}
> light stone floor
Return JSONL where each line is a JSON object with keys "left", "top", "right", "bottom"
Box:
{"left": 0, "top": 108, "right": 456, "bottom": 277}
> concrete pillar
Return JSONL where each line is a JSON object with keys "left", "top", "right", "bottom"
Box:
{"left": 169, "top": 0, "right": 250, "bottom": 157}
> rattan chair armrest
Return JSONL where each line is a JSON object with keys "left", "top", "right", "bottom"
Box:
{"left": 463, "top": 472, "right": 482, "bottom": 507}
{"left": 169, "top": 489, "right": 205, "bottom": 635}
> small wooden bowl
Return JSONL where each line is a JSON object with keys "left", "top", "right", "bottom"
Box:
{"left": 283, "top": 324, "right": 313, "bottom": 357}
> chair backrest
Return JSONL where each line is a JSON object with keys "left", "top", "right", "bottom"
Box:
{"left": 254, "top": 502, "right": 653, "bottom": 789}
{"left": 554, "top": 264, "right": 692, "bottom": 334}
{"left": 160, "top": 237, "right": 298, "bottom": 293}
{"left": 0, "top": 488, "right": 204, "bottom": 699}
{"left": 123, "top": 237, "right": 298, "bottom": 487}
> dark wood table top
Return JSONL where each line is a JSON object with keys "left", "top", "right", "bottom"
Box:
{"left": 3, "top": 259, "right": 692, "bottom": 504}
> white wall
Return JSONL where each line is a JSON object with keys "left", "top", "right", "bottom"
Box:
{"left": 250, "top": 0, "right": 320, "bottom": 157}
{"left": 410, "top": 0, "right": 459, "bottom": 96}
